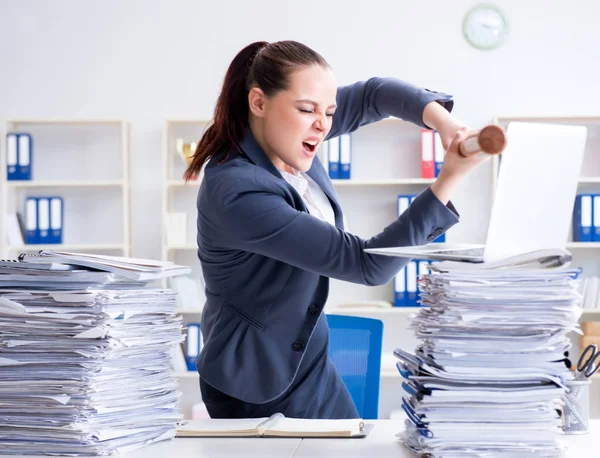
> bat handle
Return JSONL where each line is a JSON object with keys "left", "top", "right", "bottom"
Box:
{"left": 458, "top": 125, "right": 507, "bottom": 157}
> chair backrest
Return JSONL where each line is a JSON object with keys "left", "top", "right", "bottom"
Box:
{"left": 326, "top": 314, "right": 383, "bottom": 419}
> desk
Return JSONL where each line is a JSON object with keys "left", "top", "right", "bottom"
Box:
{"left": 294, "top": 420, "right": 599, "bottom": 457}
{"left": 5, "top": 420, "right": 598, "bottom": 457}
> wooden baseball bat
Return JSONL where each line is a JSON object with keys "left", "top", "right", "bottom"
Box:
{"left": 458, "top": 125, "right": 507, "bottom": 157}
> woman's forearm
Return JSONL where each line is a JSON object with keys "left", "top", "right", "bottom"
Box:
{"left": 422, "top": 101, "right": 467, "bottom": 149}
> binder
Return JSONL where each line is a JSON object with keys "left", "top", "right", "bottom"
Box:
{"left": 433, "top": 131, "right": 444, "bottom": 177}
{"left": 397, "top": 195, "right": 410, "bottom": 217}
{"left": 594, "top": 195, "right": 600, "bottom": 242}
{"left": 37, "top": 198, "right": 50, "bottom": 244}
{"left": 573, "top": 194, "right": 592, "bottom": 242}
{"left": 327, "top": 137, "right": 340, "bottom": 179}
{"left": 421, "top": 130, "right": 434, "bottom": 179}
{"left": 49, "top": 197, "right": 64, "bottom": 244}
{"left": 186, "top": 323, "right": 201, "bottom": 371}
{"left": 394, "top": 266, "right": 407, "bottom": 307}
{"left": 25, "top": 197, "right": 38, "bottom": 244}
{"left": 6, "top": 133, "right": 18, "bottom": 180}
{"left": 339, "top": 134, "right": 351, "bottom": 179}
{"left": 17, "top": 133, "right": 32, "bottom": 180}
{"left": 406, "top": 261, "right": 418, "bottom": 306}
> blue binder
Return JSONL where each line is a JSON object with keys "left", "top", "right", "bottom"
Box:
{"left": 397, "top": 195, "right": 410, "bottom": 217}
{"left": 573, "top": 194, "right": 592, "bottom": 242}
{"left": 37, "top": 197, "right": 51, "bottom": 244}
{"left": 6, "top": 133, "right": 19, "bottom": 180}
{"left": 25, "top": 197, "right": 38, "bottom": 244}
{"left": 594, "top": 195, "right": 600, "bottom": 242}
{"left": 327, "top": 137, "right": 340, "bottom": 179}
{"left": 49, "top": 196, "right": 64, "bottom": 244}
{"left": 433, "top": 131, "right": 444, "bottom": 177}
{"left": 339, "top": 134, "right": 351, "bottom": 179}
{"left": 406, "top": 261, "right": 418, "bottom": 307}
{"left": 394, "top": 266, "right": 407, "bottom": 307}
{"left": 17, "top": 133, "right": 32, "bottom": 180}
{"left": 186, "top": 323, "right": 202, "bottom": 371}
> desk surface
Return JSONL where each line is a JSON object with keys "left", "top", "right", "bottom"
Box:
{"left": 4, "top": 420, "right": 597, "bottom": 458}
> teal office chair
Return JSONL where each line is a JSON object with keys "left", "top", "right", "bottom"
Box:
{"left": 326, "top": 314, "right": 383, "bottom": 419}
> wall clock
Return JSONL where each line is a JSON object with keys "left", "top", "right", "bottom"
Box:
{"left": 463, "top": 4, "right": 508, "bottom": 50}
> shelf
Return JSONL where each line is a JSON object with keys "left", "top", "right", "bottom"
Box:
{"left": 332, "top": 178, "right": 435, "bottom": 186}
{"left": 174, "top": 371, "right": 199, "bottom": 379}
{"left": 166, "top": 119, "right": 211, "bottom": 124}
{"left": 6, "top": 243, "right": 127, "bottom": 252}
{"left": 7, "top": 119, "right": 125, "bottom": 125}
{"left": 168, "top": 244, "right": 197, "bottom": 251}
{"left": 567, "top": 242, "right": 600, "bottom": 249}
{"left": 582, "top": 310, "right": 600, "bottom": 318}
{"left": 6, "top": 180, "right": 125, "bottom": 188}
{"left": 579, "top": 177, "right": 600, "bottom": 184}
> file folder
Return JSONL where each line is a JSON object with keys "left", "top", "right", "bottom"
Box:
{"left": 421, "top": 130, "right": 434, "bottom": 179}
{"left": 17, "top": 133, "right": 32, "bottom": 180}
{"left": 394, "top": 266, "right": 407, "bottom": 307}
{"left": 594, "top": 195, "right": 600, "bottom": 242}
{"left": 49, "top": 197, "right": 64, "bottom": 244}
{"left": 186, "top": 323, "right": 201, "bottom": 371}
{"left": 397, "top": 195, "right": 410, "bottom": 217}
{"left": 25, "top": 197, "right": 38, "bottom": 244}
{"left": 406, "top": 261, "right": 418, "bottom": 306}
{"left": 37, "top": 198, "right": 50, "bottom": 244}
{"left": 573, "top": 194, "right": 592, "bottom": 242}
{"left": 339, "top": 134, "right": 351, "bottom": 179}
{"left": 327, "top": 137, "right": 340, "bottom": 179}
{"left": 433, "top": 131, "right": 444, "bottom": 177}
{"left": 6, "top": 133, "right": 18, "bottom": 180}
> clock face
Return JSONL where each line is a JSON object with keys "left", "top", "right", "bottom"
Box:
{"left": 463, "top": 4, "right": 508, "bottom": 50}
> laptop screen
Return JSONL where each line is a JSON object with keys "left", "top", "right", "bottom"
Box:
{"left": 483, "top": 122, "right": 588, "bottom": 263}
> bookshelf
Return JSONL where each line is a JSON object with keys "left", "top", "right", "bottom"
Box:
{"left": 161, "top": 119, "right": 210, "bottom": 288}
{"left": 319, "top": 118, "right": 437, "bottom": 311}
{"left": 161, "top": 119, "right": 211, "bottom": 419}
{"left": 0, "top": 119, "right": 131, "bottom": 259}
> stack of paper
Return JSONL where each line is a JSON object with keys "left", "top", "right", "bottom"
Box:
{"left": 395, "top": 262, "right": 582, "bottom": 457}
{"left": 0, "top": 253, "right": 191, "bottom": 455}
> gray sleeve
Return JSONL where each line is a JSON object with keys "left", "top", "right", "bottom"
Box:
{"left": 326, "top": 77, "right": 454, "bottom": 139}
{"left": 215, "top": 179, "right": 459, "bottom": 287}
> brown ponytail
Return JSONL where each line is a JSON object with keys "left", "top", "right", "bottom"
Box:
{"left": 184, "top": 40, "right": 329, "bottom": 182}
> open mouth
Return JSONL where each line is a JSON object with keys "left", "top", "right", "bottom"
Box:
{"left": 302, "top": 140, "right": 318, "bottom": 154}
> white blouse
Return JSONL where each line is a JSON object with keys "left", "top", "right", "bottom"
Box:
{"left": 280, "top": 169, "right": 336, "bottom": 227}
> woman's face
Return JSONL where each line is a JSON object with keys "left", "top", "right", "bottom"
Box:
{"left": 249, "top": 64, "right": 337, "bottom": 173}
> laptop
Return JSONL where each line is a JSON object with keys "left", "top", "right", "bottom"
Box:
{"left": 364, "top": 122, "right": 588, "bottom": 264}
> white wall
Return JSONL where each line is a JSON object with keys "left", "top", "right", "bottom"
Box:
{"left": 2, "top": 0, "right": 600, "bottom": 259}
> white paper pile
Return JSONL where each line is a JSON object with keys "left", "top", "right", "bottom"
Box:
{"left": 395, "top": 263, "right": 582, "bottom": 457}
{"left": 0, "top": 253, "right": 191, "bottom": 455}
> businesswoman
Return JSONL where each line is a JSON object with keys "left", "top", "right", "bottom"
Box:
{"left": 185, "top": 40, "right": 487, "bottom": 420}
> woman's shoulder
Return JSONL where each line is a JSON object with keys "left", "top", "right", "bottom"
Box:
{"left": 204, "top": 155, "right": 284, "bottom": 196}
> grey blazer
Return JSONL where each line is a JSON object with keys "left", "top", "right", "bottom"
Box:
{"left": 195, "top": 77, "right": 460, "bottom": 404}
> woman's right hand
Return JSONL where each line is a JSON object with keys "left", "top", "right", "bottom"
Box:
{"left": 430, "top": 126, "right": 491, "bottom": 205}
